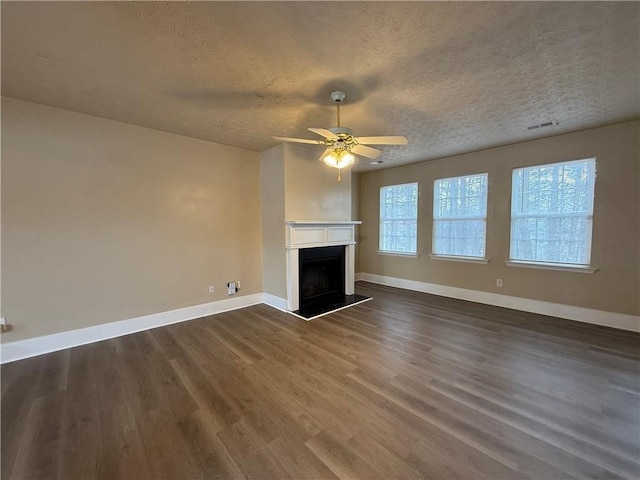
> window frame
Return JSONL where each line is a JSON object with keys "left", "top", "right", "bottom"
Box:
{"left": 431, "top": 172, "right": 489, "bottom": 261}
{"left": 509, "top": 157, "right": 596, "bottom": 268}
{"left": 378, "top": 182, "right": 419, "bottom": 256}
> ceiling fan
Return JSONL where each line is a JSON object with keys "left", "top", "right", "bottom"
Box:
{"left": 273, "top": 91, "right": 408, "bottom": 180}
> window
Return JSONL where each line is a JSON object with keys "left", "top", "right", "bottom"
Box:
{"left": 433, "top": 173, "right": 488, "bottom": 258}
{"left": 510, "top": 158, "right": 596, "bottom": 266}
{"left": 379, "top": 182, "right": 418, "bottom": 254}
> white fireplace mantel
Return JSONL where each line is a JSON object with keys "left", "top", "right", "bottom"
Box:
{"left": 285, "top": 220, "right": 361, "bottom": 312}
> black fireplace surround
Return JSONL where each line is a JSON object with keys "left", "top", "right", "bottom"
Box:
{"left": 298, "top": 245, "right": 345, "bottom": 313}
{"left": 294, "top": 245, "right": 371, "bottom": 319}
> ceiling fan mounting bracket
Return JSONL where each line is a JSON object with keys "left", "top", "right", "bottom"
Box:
{"left": 331, "top": 91, "right": 346, "bottom": 103}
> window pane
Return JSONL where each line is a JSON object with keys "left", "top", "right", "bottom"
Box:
{"left": 510, "top": 158, "right": 595, "bottom": 265}
{"left": 433, "top": 173, "right": 488, "bottom": 258}
{"left": 434, "top": 219, "right": 486, "bottom": 257}
{"left": 379, "top": 183, "right": 418, "bottom": 254}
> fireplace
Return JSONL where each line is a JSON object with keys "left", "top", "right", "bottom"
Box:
{"left": 299, "top": 246, "right": 345, "bottom": 313}
{"left": 284, "top": 221, "right": 371, "bottom": 319}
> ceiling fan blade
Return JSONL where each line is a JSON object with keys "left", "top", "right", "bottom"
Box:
{"left": 308, "top": 128, "right": 339, "bottom": 140}
{"left": 351, "top": 144, "right": 383, "bottom": 159}
{"left": 272, "top": 136, "right": 324, "bottom": 145}
{"left": 355, "top": 135, "right": 408, "bottom": 145}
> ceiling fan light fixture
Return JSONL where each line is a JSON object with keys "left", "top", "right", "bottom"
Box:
{"left": 323, "top": 150, "right": 356, "bottom": 169}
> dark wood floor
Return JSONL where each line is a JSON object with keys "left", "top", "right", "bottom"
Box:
{"left": 2, "top": 282, "right": 639, "bottom": 480}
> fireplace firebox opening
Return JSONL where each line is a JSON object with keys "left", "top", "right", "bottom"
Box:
{"left": 298, "top": 245, "right": 345, "bottom": 313}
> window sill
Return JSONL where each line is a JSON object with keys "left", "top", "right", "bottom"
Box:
{"left": 377, "top": 250, "right": 419, "bottom": 258}
{"left": 429, "top": 254, "right": 489, "bottom": 264}
{"left": 505, "top": 260, "right": 598, "bottom": 274}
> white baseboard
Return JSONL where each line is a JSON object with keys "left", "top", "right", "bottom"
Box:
{"left": 359, "top": 273, "right": 640, "bottom": 332}
{"left": 0, "top": 293, "right": 263, "bottom": 364}
{"left": 262, "top": 292, "right": 288, "bottom": 312}
{"left": 355, "top": 272, "right": 362, "bottom": 281}
{"left": 4, "top": 279, "right": 637, "bottom": 364}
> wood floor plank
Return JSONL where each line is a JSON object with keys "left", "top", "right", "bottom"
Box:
{"left": 175, "top": 410, "right": 246, "bottom": 480}
{"left": 145, "top": 349, "right": 199, "bottom": 417}
{"left": 117, "top": 343, "right": 162, "bottom": 414}
{"left": 2, "top": 281, "right": 639, "bottom": 479}
{"left": 1, "top": 355, "right": 45, "bottom": 479}
{"left": 268, "top": 436, "right": 340, "bottom": 479}
{"left": 234, "top": 362, "right": 324, "bottom": 441}
{"left": 216, "top": 418, "right": 288, "bottom": 479}
{"left": 250, "top": 357, "right": 363, "bottom": 442}
{"left": 304, "top": 430, "right": 366, "bottom": 480}
{"left": 57, "top": 346, "right": 101, "bottom": 480}
{"left": 96, "top": 403, "right": 152, "bottom": 480}
{"left": 346, "top": 428, "right": 423, "bottom": 479}
{"left": 93, "top": 342, "right": 128, "bottom": 412}
{"left": 135, "top": 407, "right": 201, "bottom": 480}
{"left": 170, "top": 355, "right": 241, "bottom": 429}
{"left": 10, "top": 391, "right": 65, "bottom": 479}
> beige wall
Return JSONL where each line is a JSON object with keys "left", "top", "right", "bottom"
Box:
{"left": 2, "top": 98, "right": 263, "bottom": 342}
{"left": 358, "top": 121, "right": 640, "bottom": 316}
{"left": 283, "top": 144, "right": 351, "bottom": 221}
{"left": 351, "top": 172, "right": 361, "bottom": 274}
{"left": 260, "top": 144, "right": 287, "bottom": 298}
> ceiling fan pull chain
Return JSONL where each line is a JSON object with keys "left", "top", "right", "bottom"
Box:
{"left": 337, "top": 168, "right": 342, "bottom": 182}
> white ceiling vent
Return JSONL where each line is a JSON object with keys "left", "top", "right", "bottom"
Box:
{"left": 527, "top": 120, "right": 558, "bottom": 131}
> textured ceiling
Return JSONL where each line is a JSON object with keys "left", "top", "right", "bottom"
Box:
{"left": 2, "top": 2, "right": 638, "bottom": 171}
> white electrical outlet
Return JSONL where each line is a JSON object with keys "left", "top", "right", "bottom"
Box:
{"left": 208, "top": 286, "right": 215, "bottom": 293}
{"left": 227, "top": 282, "right": 236, "bottom": 295}
{"left": 496, "top": 279, "right": 503, "bottom": 287}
